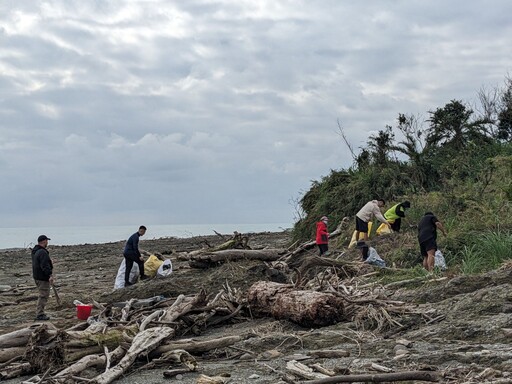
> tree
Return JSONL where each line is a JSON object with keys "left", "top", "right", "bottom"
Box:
{"left": 497, "top": 77, "right": 512, "bottom": 141}
{"left": 426, "top": 100, "right": 489, "bottom": 150}
{"left": 366, "top": 125, "right": 395, "bottom": 165}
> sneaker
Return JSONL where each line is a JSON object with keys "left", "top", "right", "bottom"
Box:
{"left": 124, "top": 281, "right": 133, "bottom": 287}
{"left": 35, "top": 314, "right": 50, "bottom": 321}
{"left": 140, "top": 275, "right": 149, "bottom": 281}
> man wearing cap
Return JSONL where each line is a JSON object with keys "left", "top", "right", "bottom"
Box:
{"left": 32, "top": 235, "right": 53, "bottom": 321}
{"left": 315, "top": 216, "right": 329, "bottom": 255}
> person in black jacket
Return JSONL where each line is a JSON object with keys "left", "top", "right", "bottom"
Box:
{"left": 32, "top": 235, "right": 53, "bottom": 321}
{"left": 123, "top": 226, "right": 148, "bottom": 286}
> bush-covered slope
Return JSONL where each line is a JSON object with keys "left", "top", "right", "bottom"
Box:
{"left": 293, "top": 79, "right": 512, "bottom": 275}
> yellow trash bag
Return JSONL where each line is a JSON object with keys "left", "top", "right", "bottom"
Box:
{"left": 144, "top": 255, "right": 164, "bottom": 278}
{"left": 376, "top": 220, "right": 393, "bottom": 235}
{"left": 348, "top": 222, "right": 372, "bottom": 248}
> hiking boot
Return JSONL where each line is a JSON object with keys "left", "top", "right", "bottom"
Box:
{"left": 124, "top": 281, "right": 133, "bottom": 287}
{"left": 35, "top": 314, "right": 50, "bottom": 321}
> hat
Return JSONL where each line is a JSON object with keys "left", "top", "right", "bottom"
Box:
{"left": 320, "top": 216, "right": 328, "bottom": 221}
{"left": 356, "top": 240, "right": 368, "bottom": 249}
{"left": 37, "top": 235, "right": 51, "bottom": 242}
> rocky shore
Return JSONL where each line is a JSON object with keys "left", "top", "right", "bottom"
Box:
{"left": 1, "top": 230, "right": 512, "bottom": 383}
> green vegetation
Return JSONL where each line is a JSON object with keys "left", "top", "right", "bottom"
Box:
{"left": 293, "top": 77, "right": 512, "bottom": 275}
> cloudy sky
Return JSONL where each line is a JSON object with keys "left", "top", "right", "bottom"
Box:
{"left": 1, "top": 1, "right": 511, "bottom": 228}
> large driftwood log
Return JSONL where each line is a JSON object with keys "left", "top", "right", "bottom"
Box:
{"left": 0, "top": 324, "right": 56, "bottom": 348}
{"left": 93, "top": 327, "right": 174, "bottom": 384}
{"left": 247, "top": 281, "right": 344, "bottom": 327}
{"left": 301, "top": 370, "right": 440, "bottom": 383}
{"left": 152, "top": 334, "right": 249, "bottom": 357}
{"left": 0, "top": 347, "right": 25, "bottom": 363}
{"left": 189, "top": 249, "right": 285, "bottom": 268}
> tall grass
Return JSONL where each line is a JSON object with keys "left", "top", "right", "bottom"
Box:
{"left": 479, "top": 230, "right": 512, "bottom": 266}
{"left": 459, "top": 230, "right": 512, "bottom": 274}
{"left": 460, "top": 245, "right": 485, "bottom": 274}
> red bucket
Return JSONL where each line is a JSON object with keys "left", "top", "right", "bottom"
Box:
{"left": 76, "top": 304, "right": 93, "bottom": 320}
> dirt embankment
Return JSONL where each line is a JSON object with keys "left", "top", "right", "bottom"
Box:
{"left": 1, "top": 231, "right": 512, "bottom": 383}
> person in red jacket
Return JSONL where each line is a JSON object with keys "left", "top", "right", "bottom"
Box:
{"left": 316, "top": 216, "right": 329, "bottom": 255}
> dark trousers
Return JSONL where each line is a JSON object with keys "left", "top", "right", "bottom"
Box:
{"left": 124, "top": 253, "right": 145, "bottom": 283}
{"left": 317, "top": 244, "right": 328, "bottom": 255}
{"left": 390, "top": 218, "right": 402, "bottom": 232}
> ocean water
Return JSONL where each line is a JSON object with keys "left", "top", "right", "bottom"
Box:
{"left": 0, "top": 223, "right": 292, "bottom": 250}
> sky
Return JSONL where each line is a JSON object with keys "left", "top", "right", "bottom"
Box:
{"left": 1, "top": 0, "right": 511, "bottom": 228}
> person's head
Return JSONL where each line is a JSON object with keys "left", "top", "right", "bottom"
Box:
{"left": 424, "top": 212, "right": 434, "bottom": 216}
{"left": 138, "top": 225, "right": 147, "bottom": 236}
{"left": 402, "top": 201, "right": 411, "bottom": 209}
{"left": 320, "top": 216, "right": 328, "bottom": 223}
{"left": 376, "top": 199, "right": 386, "bottom": 207}
{"left": 37, "top": 235, "right": 50, "bottom": 248}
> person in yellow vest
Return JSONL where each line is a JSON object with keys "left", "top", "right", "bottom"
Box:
{"left": 384, "top": 201, "right": 411, "bottom": 232}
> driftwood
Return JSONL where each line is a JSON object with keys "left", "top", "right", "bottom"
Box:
{"left": 0, "top": 362, "right": 32, "bottom": 380}
{"left": 0, "top": 347, "right": 25, "bottom": 363}
{"left": 24, "top": 322, "right": 139, "bottom": 371}
{"left": 163, "top": 367, "right": 193, "bottom": 377}
{"left": 296, "top": 256, "right": 359, "bottom": 286}
{"left": 287, "top": 360, "right": 329, "bottom": 380}
{"left": 0, "top": 324, "right": 56, "bottom": 349}
{"left": 182, "top": 231, "right": 251, "bottom": 260}
{"left": 301, "top": 370, "right": 440, "bottom": 383}
{"left": 196, "top": 374, "right": 231, "bottom": 384}
{"left": 210, "top": 231, "right": 250, "bottom": 251}
{"left": 54, "top": 345, "right": 126, "bottom": 378}
{"left": 189, "top": 248, "right": 285, "bottom": 268}
{"left": 153, "top": 334, "right": 248, "bottom": 356}
{"left": 247, "top": 281, "right": 344, "bottom": 327}
{"left": 160, "top": 290, "right": 207, "bottom": 322}
{"left": 93, "top": 327, "right": 174, "bottom": 384}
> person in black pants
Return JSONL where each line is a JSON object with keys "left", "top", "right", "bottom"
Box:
{"left": 124, "top": 226, "right": 147, "bottom": 286}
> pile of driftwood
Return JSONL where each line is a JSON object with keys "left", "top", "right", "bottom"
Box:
{"left": 0, "top": 227, "right": 442, "bottom": 383}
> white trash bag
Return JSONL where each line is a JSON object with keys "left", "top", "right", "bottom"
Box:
{"left": 434, "top": 250, "right": 447, "bottom": 271}
{"left": 114, "top": 259, "right": 140, "bottom": 289}
{"left": 157, "top": 259, "right": 173, "bottom": 278}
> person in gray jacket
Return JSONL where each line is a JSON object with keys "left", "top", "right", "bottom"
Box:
{"left": 32, "top": 235, "right": 53, "bottom": 321}
{"left": 355, "top": 199, "right": 391, "bottom": 241}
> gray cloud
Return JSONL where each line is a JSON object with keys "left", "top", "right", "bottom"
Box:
{"left": 0, "top": 0, "right": 511, "bottom": 227}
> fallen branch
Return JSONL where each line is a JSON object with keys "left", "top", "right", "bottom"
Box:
{"left": 93, "top": 327, "right": 174, "bottom": 384}
{"left": 301, "top": 370, "right": 440, "bottom": 383}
